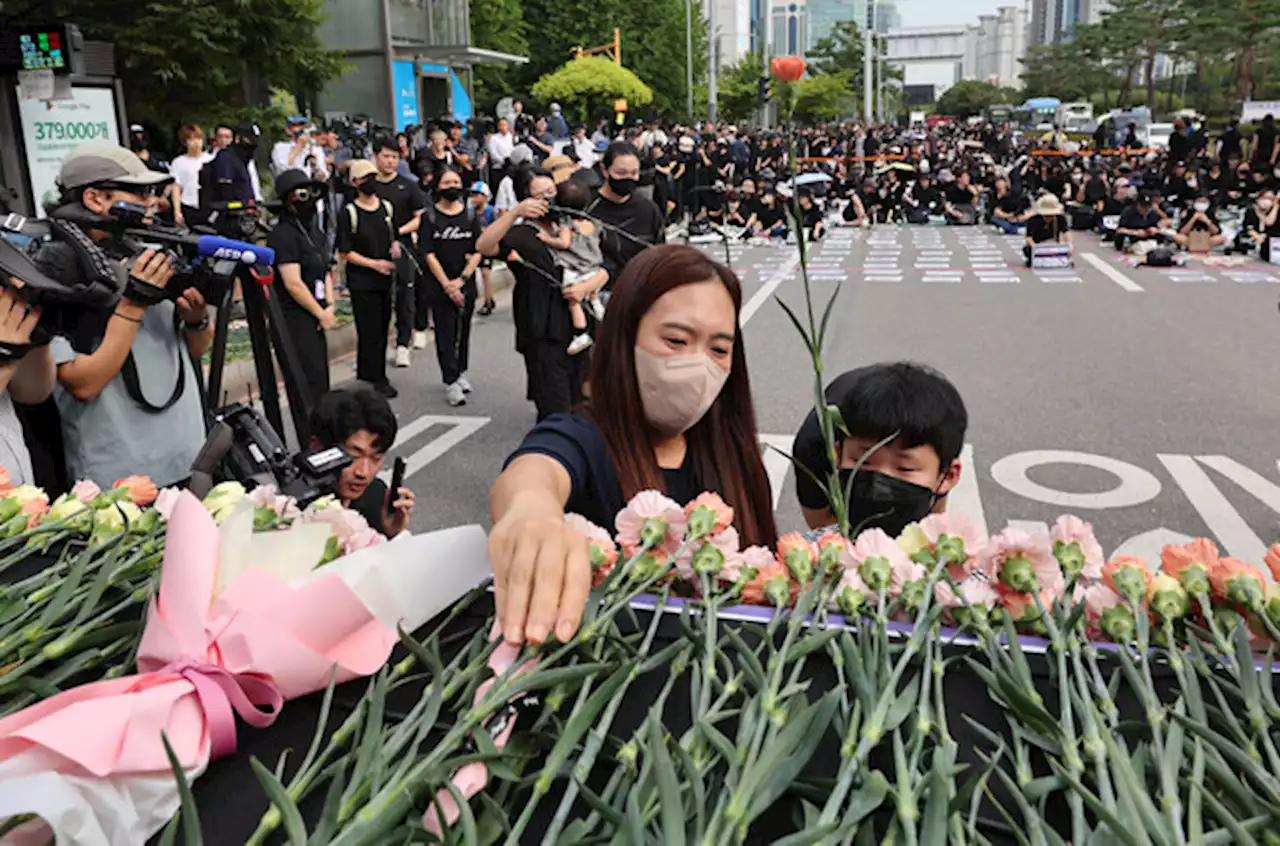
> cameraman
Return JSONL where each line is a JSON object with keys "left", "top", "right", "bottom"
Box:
{"left": 34, "top": 144, "right": 212, "bottom": 488}
{"left": 310, "top": 385, "right": 415, "bottom": 537}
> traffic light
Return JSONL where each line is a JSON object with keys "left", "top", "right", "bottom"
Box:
{"left": 757, "top": 76, "right": 771, "bottom": 107}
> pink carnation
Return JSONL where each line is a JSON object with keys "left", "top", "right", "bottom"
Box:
{"left": 980, "top": 527, "right": 1065, "bottom": 600}
{"left": 343, "top": 526, "right": 386, "bottom": 555}
{"left": 848, "top": 528, "right": 919, "bottom": 595}
{"left": 154, "top": 487, "right": 182, "bottom": 522}
{"left": 1050, "top": 515, "right": 1105, "bottom": 581}
{"left": 305, "top": 504, "right": 370, "bottom": 544}
{"left": 685, "top": 492, "right": 735, "bottom": 535}
{"left": 725, "top": 544, "right": 776, "bottom": 584}
{"left": 919, "top": 512, "right": 987, "bottom": 579}
{"left": 70, "top": 480, "right": 101, "bottom": 504}
{"left": 565, "top": 513, "right": 620, "bottom": 585}
{"left": 615, "top": 490, "right": 687, "bottom": 557}
{"left": 935, "top": 576, "right": 1000, "bottom": 610}
{"left": 247, "top": 485, "right": 302, "bottom": 521}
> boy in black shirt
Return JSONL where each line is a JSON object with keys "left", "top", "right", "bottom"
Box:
{"left": 339, "top": 160, "right": 399, "bottom": 397}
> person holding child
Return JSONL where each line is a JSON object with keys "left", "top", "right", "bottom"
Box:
{"left": 535, "top": 177, "right": 609, "bottom": 355}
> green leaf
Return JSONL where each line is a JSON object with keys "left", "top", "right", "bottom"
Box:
{"left": 570, "top": 774, "right": 627, "bottom": 828}
{"left": 1171, "top": 712, "right": 1280, "bottom": 805}
{"left": 744, "top": 688, "right": 841, "bottom": 824}
{"left": 723, "top": 627, "right": 766, "bottom": 690}
{"left": 160, "top": 732, "right": 203, "bottom": 846}
{"left": 920, "top": 741, "right": 957, "bottom": 845}
{"left": 440, "top": 778, "right": 480, "bottom": 846}
{"left": 249, "top": 757, "right": 307, "bottom": 845}
{"left": 1193, "top": 781, "right": 1260, "bottom": 846}
{"left": 648, "top": 719, "right": 687, "bottom": 845}
{"left": 535, "top": 660, "right": 634, "bottom": 794}
{"left": 505, "top": 662, "right": 612, "bottom": 696}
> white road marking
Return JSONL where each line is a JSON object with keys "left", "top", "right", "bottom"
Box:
{"left": 741, "top": 249, "right": 802, "bottom": 324}
{"left": 1159, "top": 454, "right": 1267, "bottom": 563}
{"left": 1224, "top": 271, "right": 1279, "bottom": 283}
{"left": 760, "top": 434, "right": 796, "bottom": 512}
{"left": 990, "top": 449, "right": 1162, "bottom": 509}
{"left": 379, "top": 414, "right": 491, "bottom": 484}
{"left": 948, "top": 443, "right": 989, "bottom": 537}
{"left": 1081, "top": 253, "right": 1144, "bottom": 292}
{"left": 1007, "top": 520, "right": 1050, "bottom": 537}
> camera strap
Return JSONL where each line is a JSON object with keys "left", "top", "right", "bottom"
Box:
{"left": 119, "top": 312, "right": 186, "bottom": 414}
{"left": 0, "top": 341, "right": 35, "bottom": 364}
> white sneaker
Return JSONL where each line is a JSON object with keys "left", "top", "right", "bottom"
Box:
{"left": 568, "top": 333, "right": 594, "bottom": 355}
{"left": 445, "top": 382, "right": 467, "bottom": 406}
{"left": 589, "top": 297, "right": 606, "bottom": 321}
{"left": 395, "top": 346, "right": 411, "bottom": 367}
{"left": 412, "top": 330, "right": 429, "bottom": 350}
{"left": 457, "top": 372, "right": 473, "bottom": 393}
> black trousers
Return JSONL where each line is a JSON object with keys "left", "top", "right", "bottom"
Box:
{"left": 278, "top": 307, "right": 330, "bottom": 414}
{"left": 429, "top": 287, "right": 476, "bottom": 386}
{"left": 412, "top": 270, "right": 433, "bottom": 333}
{"left": 523, "top": 339, "right": 584, "bottom": 422}
{"left": 393, "top": 253, "right": 418, "bottom": 348}
{"left": 350, "top": 288, "right": 393, "bottom": 386}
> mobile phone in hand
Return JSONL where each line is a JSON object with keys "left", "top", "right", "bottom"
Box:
{"left": 389, "top": 456, "right": 406, "bottom": 501}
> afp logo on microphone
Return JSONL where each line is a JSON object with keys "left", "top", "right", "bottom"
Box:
{"left": 212, "top": 245, "right": 257, "bottom": 263}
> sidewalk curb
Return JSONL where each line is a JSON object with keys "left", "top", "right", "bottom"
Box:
{"left": 208, "top": 265, "right": 515, "bottom": 405}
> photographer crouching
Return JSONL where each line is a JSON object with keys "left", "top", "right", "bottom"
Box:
{"left": 32, "top": 143, "right": 213, "bottom": 488}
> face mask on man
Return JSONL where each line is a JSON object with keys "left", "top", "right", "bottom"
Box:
{"left": 1193, "top": 201, "right": 1210, "bottom": 213}
{"left": 1259, "top": 198, "right": 1275, "bottom": 211}
{"left": 438, "top": 187, "right": 464, "bottom": 202}
{"left": 839, "top": 468, "right": 939, "bottom": 538}
{"left": 633, "top": 347, "right": 729, "bottom": 436}
{"left": 608, "top": 176, "right": 637, "bottom": 197}
{"left": 358, "top": 179, "right": 379, "bottom": 196}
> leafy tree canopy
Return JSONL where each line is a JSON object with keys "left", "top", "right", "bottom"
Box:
{"left": 531, "top": 57, "right": 654, "bottom": 122}
{"left": 936, "top": 80, "right": 1021, "bottom": 118}
{"left": 793, "top": 75, "right": 855, "bottom": 123}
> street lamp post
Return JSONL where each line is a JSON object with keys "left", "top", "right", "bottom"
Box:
{"left": 686, "top": 0, "right": 694, "bottom": 121}
{"left": 709, "top": 0, "right": 718, "bottom": 122}
{"left": 863, "top": 0, "right": 874, "bottom": 122}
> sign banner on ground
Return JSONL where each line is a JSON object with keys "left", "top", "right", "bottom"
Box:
{"left": 15, "top": 83, "right": 120, "bottom": 217}
{"left": 1031, "top": 243, "right": 1072, "bottom": 270}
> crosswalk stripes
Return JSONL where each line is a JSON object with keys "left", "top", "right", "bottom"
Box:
{"left": 1221, "top": 270, "right": 1280, "bottom": 284}
{"left": 1036, "top": 270, "right": 1083, "bottom": 283}
{"left": 976, "top": 271, "right": 1019, "bottom": 283}
{"left": 1162, "top": 269, "right": 1216, "bottom": 283}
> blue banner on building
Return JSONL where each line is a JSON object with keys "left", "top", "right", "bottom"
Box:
{"left": 393, "top": 60, "right": 420, "bottom": 131}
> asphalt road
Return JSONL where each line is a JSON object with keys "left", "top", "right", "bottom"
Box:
{"left": 352, "top": 221, "right": 1280, "bottom": 567}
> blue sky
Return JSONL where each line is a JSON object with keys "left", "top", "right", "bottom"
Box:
{"left": 904, "top": 0, "right": 1011, "bottom": 26}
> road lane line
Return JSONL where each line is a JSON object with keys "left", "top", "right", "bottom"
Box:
{"left": 949, "top": 444, "right": 989, "bottom": 537}
{"left": 741, "top": 250, "right": 802, "bottom": 325}
{"left": 1081, "top": 253, "right": 1144, "bottom": 292}
{"left": 1159, "top": 454, "right": 1266, "bottom": 563}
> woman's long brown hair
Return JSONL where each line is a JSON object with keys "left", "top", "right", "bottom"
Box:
{"left": 586, "top": 244, "right": 779, "bottom": 549}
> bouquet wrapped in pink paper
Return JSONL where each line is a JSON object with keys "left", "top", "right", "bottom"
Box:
{"left": 0, "top": 491, "right": 492, "bottom": 846}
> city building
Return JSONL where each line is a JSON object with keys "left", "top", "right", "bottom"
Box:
{"left": 1028, "top": 0, "right": 1110, "bottom": 46}
{"left": 709, "top": 0, "right": 755, "bottom": 66}
{"left": 769, "top": 2, "right": 809, "bottom": 57}
{"left": 316, "top": 0, "right": 526, "bottom": 130}
{"left": 806, "top": 0, "right": 898, "bottom": 52}
{"left": 884, "top": 25, "right": 969, "bottom": 102}
{"left": 966, "top": 5, "right": 1025, "bottom": 88}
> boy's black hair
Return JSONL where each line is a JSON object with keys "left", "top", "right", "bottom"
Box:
{"left": 311, "top": 386, "right": 399, "bottom": 454}
{"left": 602, "top": 141, "right": 640, "bottom": 169}
{"left": 556, "top": 177, "right": 592, "bottom": 210}
{"left": 835, "top": 362, "right": 967, "bottom": 468}
{"left": 373, "top": 136, "right": 400, "bottom": 156}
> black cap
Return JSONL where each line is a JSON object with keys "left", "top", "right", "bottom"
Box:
{"left": 234, "top": 121, "right": 262, "bottom": 142}
{"left": 275, "top": 168, "right": 324, "bottom": 198}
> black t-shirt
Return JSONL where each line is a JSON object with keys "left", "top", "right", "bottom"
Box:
{"left": 1118, "top": 205, "right": 1161, "bottom": 232}
{"left": 373, "top": 174, "right": 426, "bottom": 231}
{"left": 585, "top": 191, "right": 666, "bottom": 287}
{"left": 267, "top": 214, "right": 329, "bottom": 313}
{"left": 996, "top": 191, "right": 1029, "bottom": 216}
{"left": 499, "top": 222, "right": 573, "bottom": 352}
{"left": 338, "top": 200, "right": 395, "bottom": 292}
{"left": 801, "top": 203, "right": 823, "bottom": 228}
{"left": 1026, "top": 214, "right": 1066, "bottom": 244}
{"left": 423, "top": 204, "right": 482, "bottom": 292}
{"left": 1101, "top": 197, "right": 1129, "bottom": 216}
{"left": 1082, "top": 178, "right": 1108, "bottom": 204}
{"left": 911, "top": 184, "right": 942, "bottom": 211}
{"left": 754, "top": 200, "right": 784, "bottom": 228}
{"left": 944, "top": 183, "right": 975, "bottom": 206}
{"left": 350, "top": 478, "right": 387, "bottom": 536}
{"left": 724, "top": 201, "right": 749, "bottom": 226}
{"left": 1254, "top": 124, "right": 1277, "bottom": 163}
{"left": 507, "top": 412, "right": 697, "bottom": 529}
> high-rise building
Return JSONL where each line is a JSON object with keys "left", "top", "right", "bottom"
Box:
{"left": 769, "top": 2, "right": 809, "bottom": 56}
{"left": 708, "top": 0, "right": 754, "bottom": 68}
{"left": 1028, "top": 0, "right": 1106, "bottom": 46}
{"left": 966, "top": 5, "right": 1025, "bottom": 87}
{"left": 803, "top": 0, "right": 897, "bottom": 55}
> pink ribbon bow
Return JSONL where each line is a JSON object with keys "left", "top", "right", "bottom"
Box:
{"left": 160, "top": 660, "right": 283, "bottom": 761}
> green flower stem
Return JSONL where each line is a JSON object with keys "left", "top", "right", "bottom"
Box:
{"left": 1068, "top": 640, "right": 1116, "bottom": 809}
{"left": 1033, "top": 594, "right": 1087, "bottom": 846}
{"left": 541, "top": 586, "right": 673, "bottom": 845}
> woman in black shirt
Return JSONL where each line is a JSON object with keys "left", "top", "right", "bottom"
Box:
{"left": 489, "top": 244, "right": 778, "bottom": 645}
{"left": 423, "top": 167, "right": 484, "bottom": 406}
{"left": 267, "top": 168, "right": 333, "bottom": 410}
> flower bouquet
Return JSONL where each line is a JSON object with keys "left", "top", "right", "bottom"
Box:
{"left": 0, "top": 488, "right": 493, "bottom": 845}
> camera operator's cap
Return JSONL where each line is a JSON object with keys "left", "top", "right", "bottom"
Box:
{"left": 543, "top": 155, "right": 576, "bottom": 184}
{"left": 286, "top": 115, "right": 307, "bottom": 126}
{"left": 58, "top": 142, "right": 174, "bottom": 191}
{"left": 508, "top": 144, "right": 533, "bottom": 167}
{"left": 347, "top": 159, "right": 378, "bottom": 183}
{"left": 469, "top": 181, "right": 491, "bottom": 197}
{"left": 593, "top": 139, "right": 610, "bottom": 153}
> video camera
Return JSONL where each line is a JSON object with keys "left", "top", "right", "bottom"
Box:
{"left": 191, "top": 402, "right": 351, "bottom": 509}
{"left": 109, "top": 201, "right": 273, "bottom": 303}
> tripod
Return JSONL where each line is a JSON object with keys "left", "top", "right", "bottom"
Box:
{"left": 202, "top": 262, "right": 315, "bottom": 448}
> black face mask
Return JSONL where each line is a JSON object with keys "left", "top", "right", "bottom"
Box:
{"left": 291, "top": 198, "right": 318, "bottom": 220}
{"left": 358, "top": 180, "right": 379, "bottom": 196}
{"left": 840, "top": 469, "right": 939, "bottom": 538}
{"left": 608, "top": 176, "right": 637, "bottom": 197}
{"left": 438, "top": 187, "right": 464, "bottom": 202}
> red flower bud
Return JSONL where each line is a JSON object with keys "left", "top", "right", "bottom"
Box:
{"left": 770, "top": 55, "right": 806, "bottom": 83}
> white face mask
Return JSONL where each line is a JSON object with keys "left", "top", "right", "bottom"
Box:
{"left": 1194, "top": 201, "right": 1210, "bottom": 212}
{"left": 1259, "top": 198, "right": 1275, "bottom": 211}
{"left": 633, "top": 347, "right": 729, "bottom": 436}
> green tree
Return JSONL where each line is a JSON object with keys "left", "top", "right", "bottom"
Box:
{"left": 712, "top": 52, "right": 766, "bottom": 123}
{"left": 509, "top": 0, "right": 706, "bottom": 120}
{"left": 807, "top": 20, "right": 866, "bottom": 90}
{"left": 470, "top": 0, "right": 529, "bottom": 114}
{"left": 935, "top": 80, "right": 1020, "bottom": 118}
{"left": 792, "top": 75, "right": 854, "bottom": 123}
{"left": 531, "top": 57, "right": 654, "bottom": 122}
{"left": 33, "top": 0, "right": 343, "bottom": 134}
